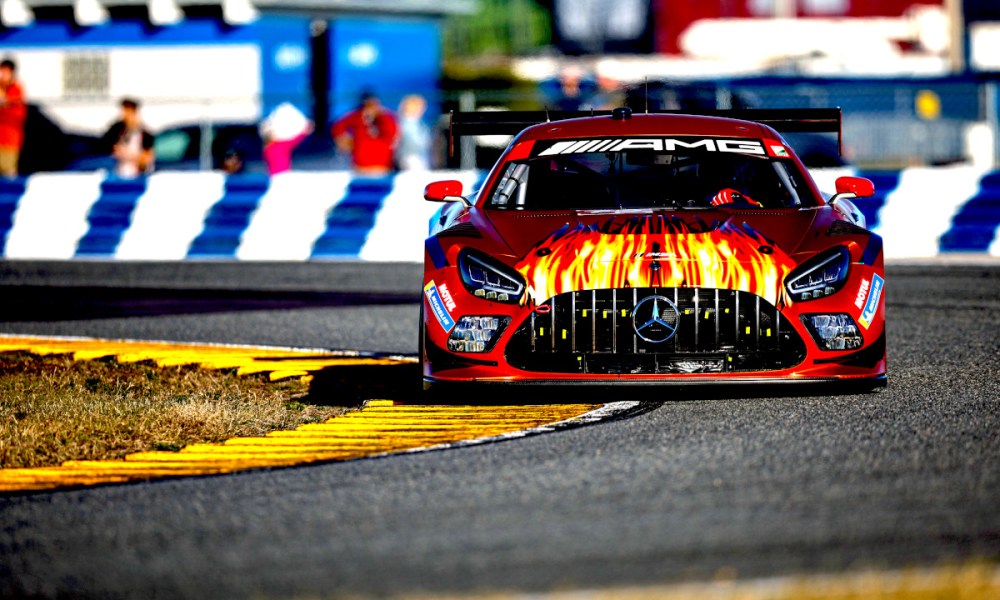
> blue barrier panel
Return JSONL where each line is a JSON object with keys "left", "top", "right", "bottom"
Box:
{"left": 0, "top": 177, "right": 26, "bottom": 255}
{"left": 311, "top": 176, "right": 394, "bottom": 258}
{"left": 74, "top": 177, "right": 147, "bottom": 256}
{"left": 939, "top": 172, "right": 1000, "bottom": 252}
{"left": 854, "top": 170, "right": 900, "bottom": 231}
{"left": 186, "top": 174, "right": 270, "bottom": 258}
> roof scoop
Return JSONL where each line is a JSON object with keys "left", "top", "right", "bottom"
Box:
{"left": 612, "top": 106, "right": 632, "bottom": 120}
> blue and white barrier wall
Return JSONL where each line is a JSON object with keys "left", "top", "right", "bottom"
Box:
{"left": 811, "top": 166, "right": 1000, "bottom": 257}
{"left": 0, "top": 167, "right": 998, "bottom": 262}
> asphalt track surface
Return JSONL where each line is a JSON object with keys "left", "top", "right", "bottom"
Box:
{"left": 1, "top": 260, "right": 998, "bottom": 598}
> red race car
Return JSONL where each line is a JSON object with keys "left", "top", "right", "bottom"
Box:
{"left": 422, "top": 107, "right": 885, "bottom": 393}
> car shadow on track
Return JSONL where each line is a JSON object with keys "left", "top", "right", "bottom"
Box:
{"left": 305, "top": 362, "right": 423, "bottom": 406}
{"left": 304, "top": 363, "right": 886, "bottom": 407}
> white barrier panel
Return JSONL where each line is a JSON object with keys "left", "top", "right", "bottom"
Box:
{"left": 360, "top": 170, "right": 483, "bottom": 262}
{"left": 236, "top": 171, "right": 352, "bottom": 261}
{"left": 875, "top": 165, "right": 991, "bottom": 258}
{"left": 116, "top": 172, "right": 226, "bottom": 260}
{"left": 5, "top": 173, "right": 104, "bottom": 259}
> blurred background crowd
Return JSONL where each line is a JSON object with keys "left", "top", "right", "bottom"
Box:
{"left": 0, "top": 0, "right": 998, "bottom": 177}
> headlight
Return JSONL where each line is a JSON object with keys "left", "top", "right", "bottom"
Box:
{"left": 447, "top": 316, "right": 510, "bottom": 353}
{"left": 785, "top": 247, "right": 850, "bottom": 302}
{"left": 801, "top": 313, "right": 863, "bottom": 350}
{"left": 458, "top": 249, "right": 525, "bottom": 303}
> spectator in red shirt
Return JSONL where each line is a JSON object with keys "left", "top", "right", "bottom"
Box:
{"left": 0, "top": 58, "right": 27, "bottom": 178}
{"left": 331, "top": 91, "right": 398, "bottom": 176}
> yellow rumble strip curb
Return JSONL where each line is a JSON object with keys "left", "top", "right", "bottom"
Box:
{"left": 402, "top": 562, "right": 1000, "bottom": 600}
{"left": 0, "top": 400, "right": 606, "bottom": 493}
{"left": 0, "top": 335, "right": 616, "bottom": 493}
{"left": 0, "top": 334, "right": 405, "bottom": 380}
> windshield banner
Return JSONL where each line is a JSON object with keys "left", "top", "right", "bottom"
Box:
{"left": 532, "top": 137, "right": 790, "bottom": 159}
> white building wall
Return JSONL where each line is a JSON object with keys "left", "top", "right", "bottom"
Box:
{"left": 6, "top": 45, "right": 262, "bottom": 133}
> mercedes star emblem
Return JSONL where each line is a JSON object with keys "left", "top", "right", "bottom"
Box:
{"left": 632, "top": 294, "right": 680, "bottom": 343}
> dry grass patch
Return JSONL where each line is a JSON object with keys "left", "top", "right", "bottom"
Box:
{"left": 0, "top": 352, "right": 349, "bottom": 469}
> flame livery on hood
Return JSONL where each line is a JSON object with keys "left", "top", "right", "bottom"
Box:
{"left": 514, "top": 215, "right": 795, "bottom": 308}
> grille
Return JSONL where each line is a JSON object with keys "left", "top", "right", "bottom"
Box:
{"left": 506, "top": 288, "right": 806, "bottom": 374}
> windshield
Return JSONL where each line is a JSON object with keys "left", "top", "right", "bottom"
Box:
{"left": 488, "top": 140, "right": 814, "bottom": 211}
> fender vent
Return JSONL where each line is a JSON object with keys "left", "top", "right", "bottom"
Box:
{"left": 437, "top": 223, "right": 483, "bottom": 238}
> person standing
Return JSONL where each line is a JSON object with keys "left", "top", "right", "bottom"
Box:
{"left": 331, "top": 91, "right": 398, "bottom": 175}
{"left": 260, "top": 102, "right": 313, "bottom": 176}
{"left": 396, "top": 94, "right": 431, "bottom": 171}
{"left": 102, "top": 98, "right": 154, "bottom": 178}
{"left": 0, "top": 58, "right": 27, "bottom": 178}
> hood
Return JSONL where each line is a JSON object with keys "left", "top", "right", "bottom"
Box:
{"left": 488, "top": 209, "right": 817, "bottom": 258}
{"left": 496, "top": 211, "right": 814, "bottom": 308}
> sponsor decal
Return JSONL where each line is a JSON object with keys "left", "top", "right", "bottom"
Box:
{"left": 769, "top": 144, "right": 789, "bottom": 157}
{"left": 854, "top": 278, "right": 870, "bottom": 310}
{"left": 858, "top": 274, "right": 883, "bottom": 329}
{"left": 632, "top": 251, "right": 678, "bottom": 259}
{"left": 438, "top": 282, "right": 457, "bottom": 312}
{"left": 535, "top": 137, "right": 767, "bottom": 157}
{"left": 424, "top": 281, "right": 456, "bottom": 333}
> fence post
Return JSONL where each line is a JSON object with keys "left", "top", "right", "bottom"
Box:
{"left": 459, "top": 91, "right": 476, "bottom": 171}
{"left": 987, "top": 81, "right": 1000, "bottom": 170}
{"left": 199, "top": 110, "right": 213, "bottom": 171}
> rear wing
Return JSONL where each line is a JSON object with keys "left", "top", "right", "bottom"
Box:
{"left": 449, "top": 108, "right": 843, "bottom": 156}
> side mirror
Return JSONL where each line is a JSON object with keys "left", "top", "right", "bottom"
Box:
{"left": 424, "top": 180, "right": 469, "bottom": 205}
{"left": 832, "top": 176, "right": 874, "bottom": 200}
{"left": 829, "top": 176, "right": 873, "bottom": 229}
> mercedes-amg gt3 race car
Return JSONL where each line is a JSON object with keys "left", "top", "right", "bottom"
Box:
{"left": 421, "top": 107, "right": 886, "bottom": 392}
